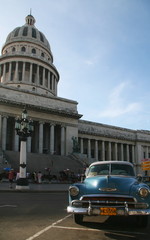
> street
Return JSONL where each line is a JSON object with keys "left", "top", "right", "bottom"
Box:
{"left": 0, "top": 192, "right": 150, "bottom": 240}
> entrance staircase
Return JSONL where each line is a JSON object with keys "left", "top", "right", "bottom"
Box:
{"left": 4, "top": 151, "right": 86, "bottom": 176}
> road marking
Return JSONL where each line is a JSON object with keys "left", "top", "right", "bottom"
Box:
{"left": 25, "top": 213, "right": 146, "bottom": 239}
{"left": 0, "top": 205, "right": 17, "bottom": 208}
{"left": 25, "top": 214, "right": 72, "bottom": 240}
{"left": 52, "top": 225, "right": 145, "bottom": 235}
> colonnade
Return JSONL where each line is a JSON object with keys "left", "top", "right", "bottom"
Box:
{"left": 0, "top": 115, "right": 66, "bottom": 156}
{"left": 1, "top": 114, "right": 150, "bottom": 165}
{"left": 79, "top": 137, "right": 136, "bottom": 163}
{"left": 0, "top": 61, "right": 57, "bottom": 95}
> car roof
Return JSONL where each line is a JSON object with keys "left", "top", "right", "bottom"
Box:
{"left": 89, "top": 161, "right": 133, "bottom": 167}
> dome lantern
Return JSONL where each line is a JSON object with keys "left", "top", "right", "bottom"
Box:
{"left": 25, "top": 14, "right": 36, "bottom": 26}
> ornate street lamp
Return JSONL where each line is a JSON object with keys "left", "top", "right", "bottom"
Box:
{"left": 15, "top": 108, "right": 34, "bottom": 189}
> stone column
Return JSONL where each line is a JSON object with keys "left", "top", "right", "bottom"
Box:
{"left": 8, "top": 62, "right": 12, "bottom": 81}
{"left": 126, "top": 144, "right": 129, "bottom": 162}
{"left": 29, "top": 63, "right": 33, "bottom": 83}
{"left": 61, "top": 125, "right": 65, "bottom": 155}
{"left": 48, "top": 71, "right": 50, "bottom": 90}
{"left": 114, "top": 142, "right": 118, "bottom": 160}
{"left": 121, "top": 144, "right": 124, "bottom": 161}
{"left": 87, "top": 139, "right": 91, "bottom": 159}
{"left": 2, "top": 116, "right": 7, "bottom": 151}
{"left": 3, "top": 63, "right": 6, "bottom": 82}
{"left": 22, "top": 62, "right": 25, "bottom": 82}
{"left": 108, "top": 142, "right": 111, "bottom": 160}
{"left": 80, "top": 138, "right": 83, "bottom": 154}
{"left": 43, "top": 67, "right": 45, "bottom": 87}
{"left": 39, "top": 122, "right": 44, "bottom": 154}
{"left": 14, "top": 62, "right": 18, "bottom": 81}
{"left": 50, "top": 124, "right": 55, "bottom": 154}
{"left": 95, "top": 140, "right": 98, "bottom": 161}
{"left": 102, "top": 141, "right": 105, "bottom": 161}
{"left": 145, "top": 146, "right": 149, "bottom": 159}
{"left": 14, "top": 133, "right": 19, "bottom": 151}
{"left": 55, "top": 77, "right": 57, "bottom": 95}
{"left": 132, "top": 145, "right": 135, "bottom": 164}
{"left": 52, "top": 74, "right": 54, "bottom": 91}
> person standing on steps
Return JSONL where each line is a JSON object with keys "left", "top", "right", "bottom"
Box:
{"left": 8, "top": 169, "right": 15, "bottom": 188}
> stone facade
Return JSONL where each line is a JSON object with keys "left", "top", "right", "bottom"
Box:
{"left": 0, "top": 14, "right": 150, "bottom": 175}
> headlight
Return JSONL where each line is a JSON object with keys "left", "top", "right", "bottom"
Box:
{"left": 138, "top": 187, "right": 149, "bottom": 198}
{"left": 69, "top": 186, "right": 79, "bottom": 196}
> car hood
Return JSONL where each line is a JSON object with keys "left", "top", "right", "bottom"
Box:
{"left": 84, "top": 175, "right": 138, "bottom": 195}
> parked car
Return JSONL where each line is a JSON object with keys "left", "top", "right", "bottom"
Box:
{"left": 67, "top": 161, "right": 150, "bottom": 227}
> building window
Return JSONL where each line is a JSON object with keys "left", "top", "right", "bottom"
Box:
{"left": 32, "top": 48, "right": 36, "bottom": 54}
{"left": 14, "top": 27, "right": 20, "bottom": 37}
{"left": 41, "top": 52, "right": 44, "bottom": 57}
{"left": 39, "top": 66, "right": 43, "bottom": 85}
{"left": 12, "top": 47, "right": 16, "bottom": 52}
{"left": 11, "top": 72, "right": 14, "bottom": 81}
{"left": 32, "top": 28, "right": 36, "bottom": 38}
{"left": 21, "top": 46, "right": 26, "bottom": 52}
{"left": 18, "top": 72, "right": 22, "bottom": 81}
{"left": 23, "top": 27, "right": 28, "bottom": 36}
{"left": 32, "top": 64, "right": 37, "bottom": 83}
{"left": 39, "top": 32, "right": 44, "bottom": 42}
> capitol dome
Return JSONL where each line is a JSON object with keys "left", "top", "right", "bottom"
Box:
{"left": 0, "top": 14, "right": 59, "bottom": 97}
{"left": 4, "top": 14, "right": 51, "bottom": 54}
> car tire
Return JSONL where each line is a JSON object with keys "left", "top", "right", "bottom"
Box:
{"left": 136, "top": 216, "right": 148, "bottom": 228}
{"left": 74, "top": 214, "right": 83, "bottom": 224}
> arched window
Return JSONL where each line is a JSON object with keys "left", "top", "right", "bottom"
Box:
{"left": 32, "top": 48, "right": 36, "bottom": 54}
{"left": 23, "top": 27, "right": 28, "bottom": 36}
{"left": 41, "top": 52, "right": 44, "bottom": 57}
{"left": 39, "top": 32, "right": 44, "bottom": 42}
{"left": 32, "top": 28, "right": 36, "bottom": 38}
{"left": 21, "top": 46, "right": 26, "bottom": 52}
{"left": 12, "top": 47, "right": 16, "bottom": 52}
{"left": 14, "top": 27, "right": 20, "bottom": 37}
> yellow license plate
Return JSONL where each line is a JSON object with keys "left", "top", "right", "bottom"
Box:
{"left": 100, "top": 207, "right": 117, "bottom": 216}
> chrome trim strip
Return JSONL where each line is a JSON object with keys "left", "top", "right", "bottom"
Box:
{"left": 67, "top": 206, "right": 150, "bottom": 216}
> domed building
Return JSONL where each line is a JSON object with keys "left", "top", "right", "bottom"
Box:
{"left": 0, "top": 14, "right": 150, "bottom": 175}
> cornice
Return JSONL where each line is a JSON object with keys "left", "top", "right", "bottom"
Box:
{"left": 0, "top": 98, "right": 82, "bottom": 119}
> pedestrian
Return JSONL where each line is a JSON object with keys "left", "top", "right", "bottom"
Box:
{"left": 37, "top": 171, "right": 42, "bottom": 184}
{"left": 33, "top": 171, "right": 37, "bottom": 183}
{"left": 8, "top": 169, "right": 14, "bottom": 188}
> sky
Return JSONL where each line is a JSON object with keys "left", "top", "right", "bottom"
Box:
{"left": 0, "top": 0, "right": 150, "bottom": 131}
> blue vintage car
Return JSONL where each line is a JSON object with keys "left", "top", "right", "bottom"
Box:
{"left": 67, "top": 161, "right": 150, "bottom": 227}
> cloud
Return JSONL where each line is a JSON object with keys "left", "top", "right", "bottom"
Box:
{"left": 84, "top": 60, "right": 94, "bottom": 65}
{"left": 99, "top": 81, "right": 141, "bottom": 118}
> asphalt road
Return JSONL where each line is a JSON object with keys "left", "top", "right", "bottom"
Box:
{"left": 0, "top": 192, "right": 150, "bottom": 240}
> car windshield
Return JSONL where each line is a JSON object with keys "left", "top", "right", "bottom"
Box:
{"left": 87, "top": 163, "right": 135, "bottom": 177}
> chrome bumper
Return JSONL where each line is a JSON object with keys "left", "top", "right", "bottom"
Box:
{"left": 67, "top": 204, "right": 150, "bottom": 216}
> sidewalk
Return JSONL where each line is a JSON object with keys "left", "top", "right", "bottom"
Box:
{"left": 0, "top": 181, "right": 70, "bottom": 192}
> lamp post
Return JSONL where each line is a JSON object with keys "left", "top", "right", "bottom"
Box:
{"left": 15, "top": 108, "right": 34, "bottom": 189}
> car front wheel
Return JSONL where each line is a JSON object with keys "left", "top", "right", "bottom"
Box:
{"left": 74, "top": 214, "right": 83, "bottom": 224}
